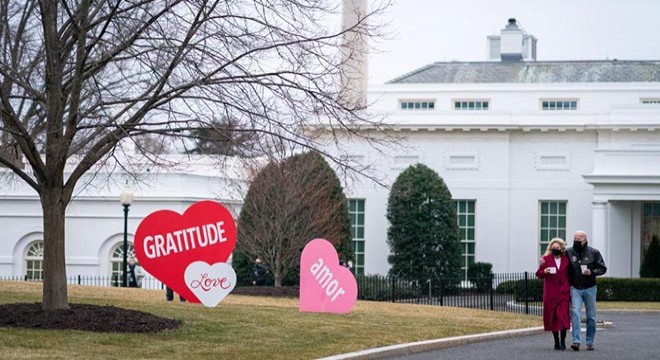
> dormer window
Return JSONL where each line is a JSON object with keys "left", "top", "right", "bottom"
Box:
{"left": 541, "top": 99, "right": 578, "bottom": 111}
{"left": 400, "top": 100, "right": 435, "bottom": 110}
{"left": 454, "top": 100, "right": 489, "bottom": 110}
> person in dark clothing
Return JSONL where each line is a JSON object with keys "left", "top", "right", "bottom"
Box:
{"left": 126, "top": 257, "right": 143, "bottom": 288}
{"left": 166, "top": 286, "right": 186, "bottom": 302}
{"left": 566, "top": 230, "right": 607, "bottom": 352}
{"left": 252, "top": 258, "right": 268, "bottom": 286}
{"left": 536, "top": 238, "right": 570, "bottom": 350}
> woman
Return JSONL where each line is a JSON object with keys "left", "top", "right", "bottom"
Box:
{"left": 536, "top": 238, "right": 570, "bottom": 350}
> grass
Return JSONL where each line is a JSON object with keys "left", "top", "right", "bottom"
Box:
{"left": 0, "top": 281, "right": 541, "bottom": 360}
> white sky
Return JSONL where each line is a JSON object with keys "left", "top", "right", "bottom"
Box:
{"left": 368, "top": 0, "right": 660, "bottom": 84}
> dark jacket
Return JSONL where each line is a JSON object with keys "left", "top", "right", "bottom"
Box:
{"left": 566, "top": 245, "right": 607, "bottom": 289}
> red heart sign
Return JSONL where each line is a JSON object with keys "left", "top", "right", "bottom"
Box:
{"left": 134, "top": 200, "right": 236, "bottom": 303}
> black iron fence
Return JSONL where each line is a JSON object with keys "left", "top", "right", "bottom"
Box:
{"left": 1, "top": 272, "right": 543, "bottom": 316}
{"left": 356, "top": 272, "right": 543, "bottom": 316}
{"left": 0, "top": 275, "right": 166, "bottom": 290}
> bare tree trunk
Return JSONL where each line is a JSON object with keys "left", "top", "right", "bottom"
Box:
{"left": 40, "top": 185, "right": 69, "bottom": 310}
{"left": 274, "top": 251, "right": 282, "bottom": 287}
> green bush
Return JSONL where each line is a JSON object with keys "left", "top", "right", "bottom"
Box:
{"left": 468, "top": 262, "right": 493, "bottom": 292}
{"left": 494, "top": 278, "right": 543, "bottom": 301}
{"left": 357, "top": 275, "right": 425, "bottom": 301}
{"left": 597, "top": 278, "right": 660, "bottom": 301}
{"left": 495, "top": 277, "right": 660, "bottom": 302}
{"left": 387, "top": 164, "right": 462, "bottom": 283}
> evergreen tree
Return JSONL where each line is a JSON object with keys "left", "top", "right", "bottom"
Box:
{"left": 387, "top": 164, "right": 462, "bottom": 282}
{"left": 640, "top": 235, "right": 660, "bottom": 278}
{"left": 236, "top": 152, "right": 352, "bottom": 286}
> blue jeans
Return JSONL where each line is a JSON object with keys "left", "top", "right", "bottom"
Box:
{"left": 570, "top": 286, "right": 597, "bottom": 345}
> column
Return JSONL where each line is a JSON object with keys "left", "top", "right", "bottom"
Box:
{"left": 590, "top": 201, "right": 608, "bottom": 265}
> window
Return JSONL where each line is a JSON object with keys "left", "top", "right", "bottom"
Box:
{"left": 25, "top": 241, "right": 44, "bottom": 281}
{"left": 110, "top": 242, "right": 135, "bottom": 286}
{"left": 541, "top": 99, "right": 578, "bottom": 110}
{"left": 454, "top": 100, "right": 489, "bottom": 110}
{"left": 539, "top": 201, "right": 567, "bottom": 255}
{"left": 400, "top": 100, "right": 435, "bottom": 110}
{"left": 641, "top": 98, "right": 660, "bottom": 104}
{"left": 348, "top": 199, "right": 365, "bottom": 275}
{"left": 455, "top": 200, "right": 476, "bottom": 281}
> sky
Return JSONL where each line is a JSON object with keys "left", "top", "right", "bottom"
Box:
{"left": 367, "top": 0, "right": 660, "bottom": 84}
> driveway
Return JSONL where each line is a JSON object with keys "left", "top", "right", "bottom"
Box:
{"left": 382, "top": 311, "right": 660, "bottom": 360}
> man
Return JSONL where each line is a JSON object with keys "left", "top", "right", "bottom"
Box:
{"left": 127, "top": 257, "right": 144, "bottom": 288}
{"left": 252, "top": 258, "right": 268, "bottom": 286}
{"left": 566, "top": 230, "right": 607, "bottom": 351}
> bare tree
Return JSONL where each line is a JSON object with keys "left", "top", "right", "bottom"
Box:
{"left": 0, "top": 0, "right": 389, "bottom": 310}
{"left": 184, "top": 117, "right": 260, "bottom": 157}
{"left": 237, "top": 151, "right": 351, "bottom": 287}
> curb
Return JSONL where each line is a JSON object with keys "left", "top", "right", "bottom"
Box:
{"left": 316, "top": 326, "right": 544, "bottom": 360}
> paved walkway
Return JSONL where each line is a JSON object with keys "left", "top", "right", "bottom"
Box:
{"left": 382, "top": 311, "right": 660, "bottom": 360}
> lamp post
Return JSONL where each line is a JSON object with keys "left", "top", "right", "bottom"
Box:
{"left": 120, "top": 186, "right": 134, "bottom": 287}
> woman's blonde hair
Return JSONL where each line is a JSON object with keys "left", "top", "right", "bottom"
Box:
{"left": 544, "top": 238, "right": 566, "bottom": 256}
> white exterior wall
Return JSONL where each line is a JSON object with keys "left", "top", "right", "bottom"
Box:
{"left": 0, "top": 157, "right": 247, "bottom": 279}
{"left": 330, "top": 82, "right": 660, "bottom": 277}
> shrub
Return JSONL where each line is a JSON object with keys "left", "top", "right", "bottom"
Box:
{"left": 640, "top": 235, "right": 660, "bottom": 278}
{"left": 494, "top": 278, "right": 543, "bottom": 301}
{"left": 468, "top": 262, "right": 493, "bottom": 292}
{"left": 387, "top": 164, "right": 462, "bottom": 283}
{"left": 357, "top": 275, "right": 426, "bottom": 301}
{"left": 495, "top": 276, "right": 660, "bottom": 302}
{"left": 597, "top": 278, "right": 660, "bottom": 301}
{"left": 237, "top": 152, "right": 351, "bottom": 287}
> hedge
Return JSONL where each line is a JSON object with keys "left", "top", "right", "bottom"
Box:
{"left": 496, "top": 277, "right": 660, "bottom": 302}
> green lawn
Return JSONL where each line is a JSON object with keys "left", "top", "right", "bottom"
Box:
{"left": 0, "top": 281, "right": 541, "bottom": 359}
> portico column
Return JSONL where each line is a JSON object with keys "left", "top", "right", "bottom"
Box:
{"left": 591, "top": 200, "right": 608, "bottom": 265}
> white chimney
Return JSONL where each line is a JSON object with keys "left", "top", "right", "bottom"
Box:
{"left": 339, "top": 0, "right": 367, "bottom": 108}
{"left": 488, "top": 18, "right": 537, "bottom": 61}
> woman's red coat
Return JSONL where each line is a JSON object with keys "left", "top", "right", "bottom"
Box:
{"left": 535, "top": 253, "right": 571, "bottom": 331}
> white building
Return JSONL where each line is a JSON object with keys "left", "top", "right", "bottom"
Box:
{"left": 0, "top": 155, "right": 248, "bottom": 285}
{"left": 2, "top": 18, "right": 659, "bottom": 282}
{"left": 335, "top": 19, "right": 660, "bottom": 278}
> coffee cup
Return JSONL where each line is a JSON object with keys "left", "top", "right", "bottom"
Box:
{"left": 581, "top": 265, "right": 588, "bottom": 273}
{"left": 548, "top": 267, "right": 556, "bottom": 274}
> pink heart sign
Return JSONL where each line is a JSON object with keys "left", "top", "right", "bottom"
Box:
{"left": 299, "top": 238, "right": 358, "bottom": 313}
{"left": 185, "top": 261, "right": 236, "bottom": 307}
{"left": 134, "top": 200, "right": 236, "bottom": 304}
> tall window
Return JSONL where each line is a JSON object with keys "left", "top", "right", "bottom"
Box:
{"left": 348, "top": 199, "right": 365, "bottom": 275}
{"left": 539, "top": 201, "right": 567, "bottom": 255}
{"left": 110, "top": 243, "right": 135, "bottom": 286}
{"left": 455, "top": 200, "right": 476, "bottom": 280}
{"left": 25, "top": 241, "right": 44, "bottom": 280}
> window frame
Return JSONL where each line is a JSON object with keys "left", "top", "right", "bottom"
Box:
{"left": 640, "top": 98, "right": 660, "bottom": 104}
{"left": 24, "top": 241, "right": 44, "bottom": 281}
{"left": 348, "top": 199, "right": 366, "bottom": 275}
{"left": 540, "top": 99, "right": 578, "bottom": 111}
{"left": 539, "top": 200, "right": 567, "bottom": 255}
{"left": 453, "top": 99, "right": 490, "bottom": 111}
{"left": 110, "top": 242, "right": 135, "bottom": 286}
{"left": 454, "top": 200, "right": 476, "bottom": 281}
{"left": 399, "top": 100, "right": 436, "bottom": 111}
